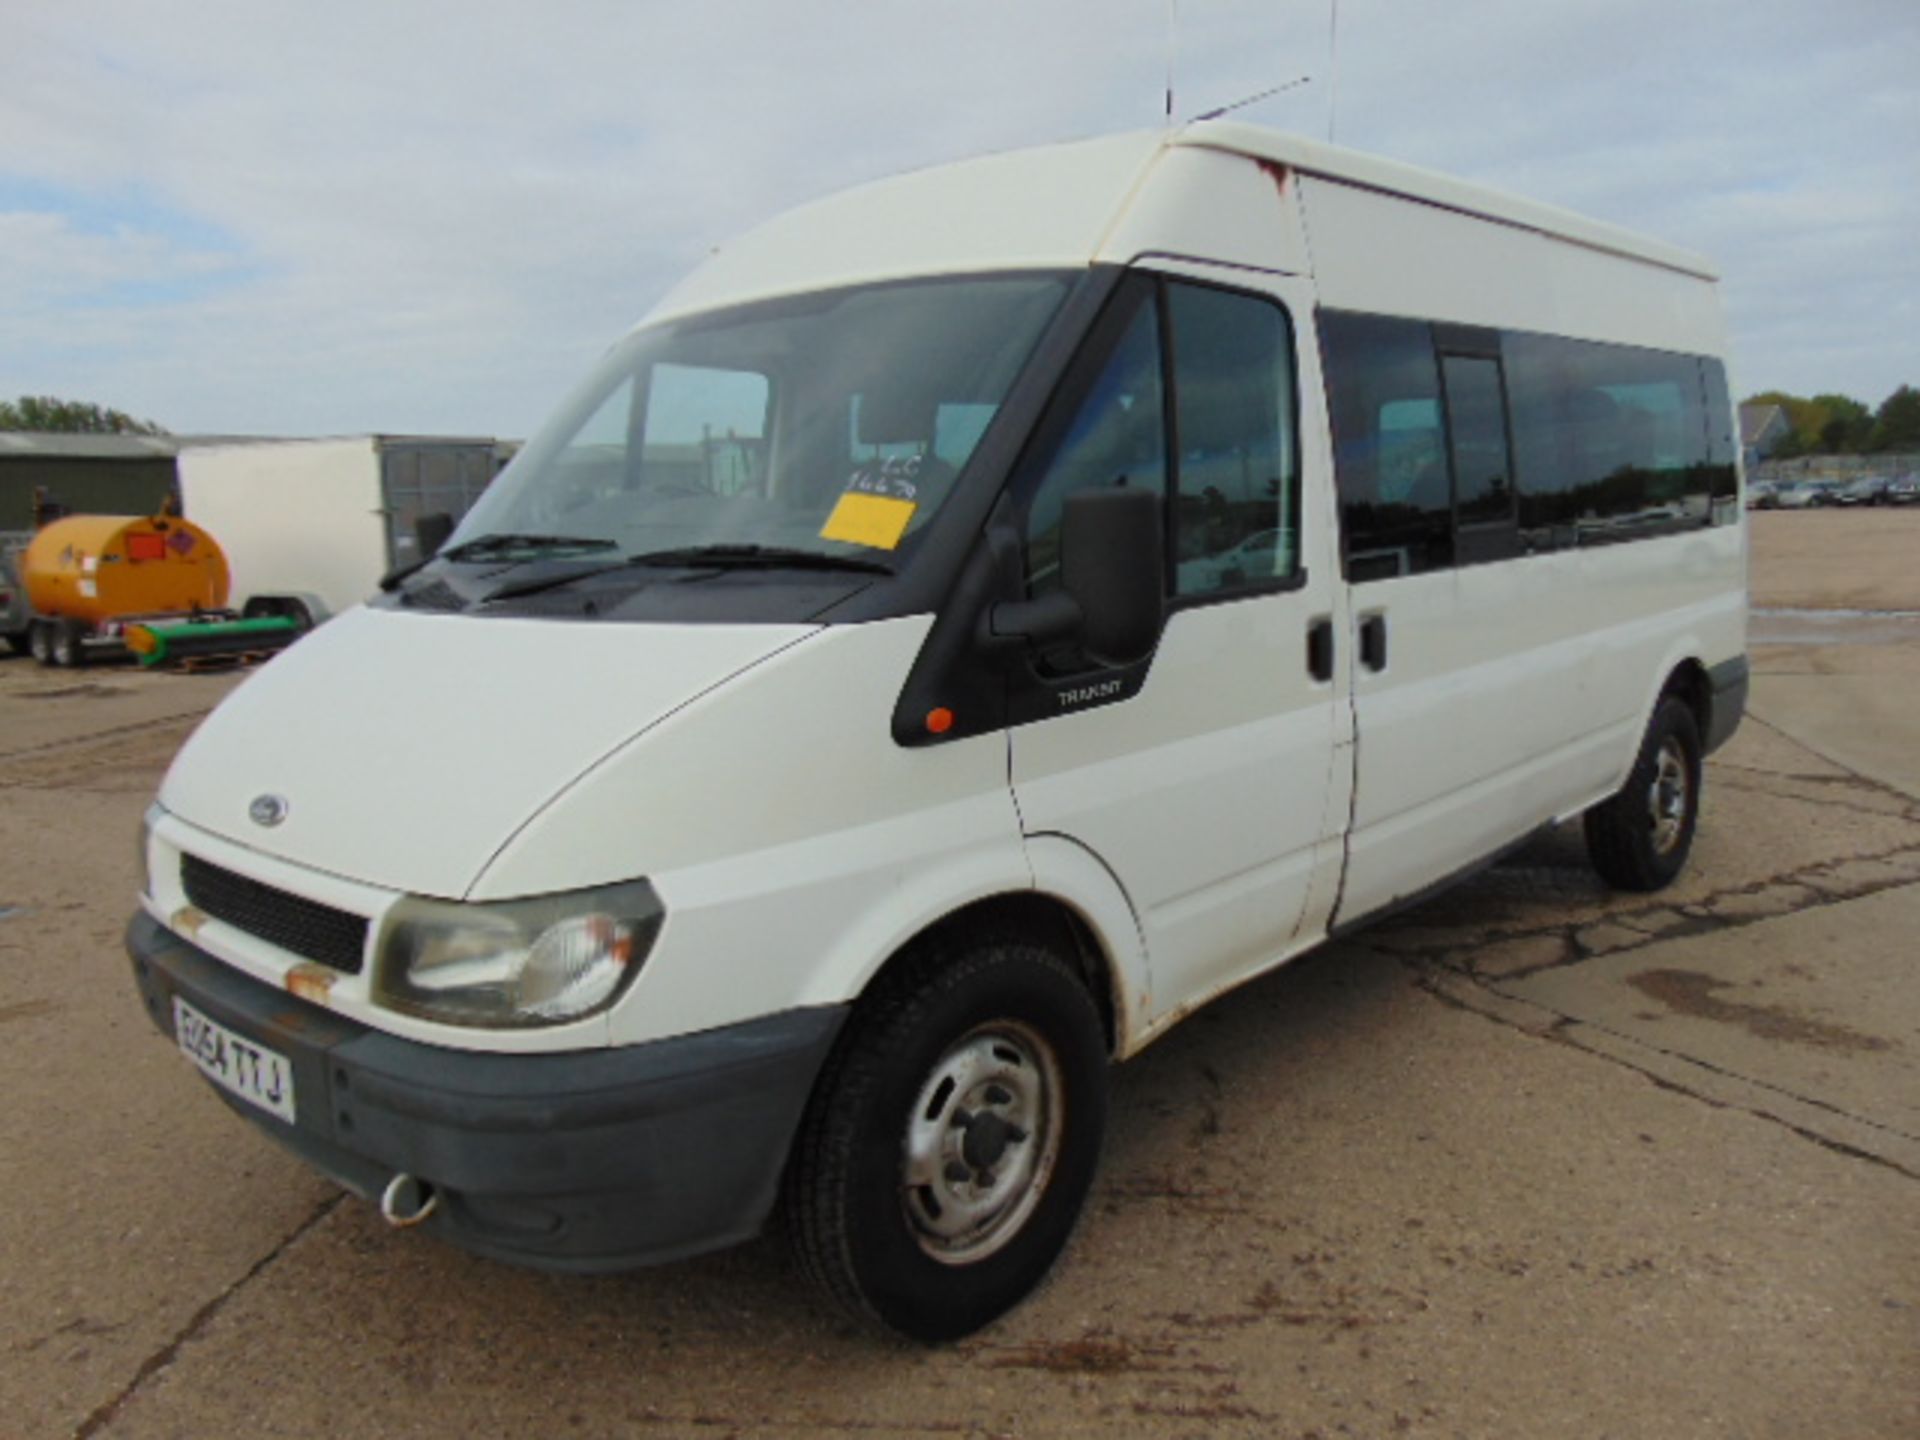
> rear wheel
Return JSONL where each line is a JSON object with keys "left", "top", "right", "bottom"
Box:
{"left": 50, "top": 620, "right": 88, "bottom": 669}
{"left": 28, "top": 619, "right": 54, "bottom": 666}
{"left": 784, "top": 935, "right": 1108, "bottom": 1342}
{"left": 1585, "top": 694, "right": 1702, "bottom": 891}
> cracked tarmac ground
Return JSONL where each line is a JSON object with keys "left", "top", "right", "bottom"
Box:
{"left": 4, "top": 512, "right": 1919, "bottom": 1439}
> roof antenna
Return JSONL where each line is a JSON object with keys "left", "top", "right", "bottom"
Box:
{"left": 1193, "top": 75, "right": 1312, "bottom": 124}
{"left": 1327, "top": 0, "right": 1341, "bottom": 142}
{"left": 1164, "top": 0, "right": 1178, "bottom": 127}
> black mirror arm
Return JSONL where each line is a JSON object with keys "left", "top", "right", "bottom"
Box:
{"left": 978, "top": 591, "right": 1083, "bottom": 655}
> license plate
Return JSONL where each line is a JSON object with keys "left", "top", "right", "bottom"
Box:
{"left": 174, "top": 997, "right": 296, "bottom": 1124}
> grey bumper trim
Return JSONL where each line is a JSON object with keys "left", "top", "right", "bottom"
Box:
{"left": 1704, "top": 654, "right": 1748, "bottom": 755}
{"left": 126, "top": 910, "right": 846, "bottom": 1272}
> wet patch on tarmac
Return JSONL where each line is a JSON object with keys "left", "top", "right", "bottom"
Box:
{"left": 1627, "top": 967, "right": 1894, "bottom": 1053}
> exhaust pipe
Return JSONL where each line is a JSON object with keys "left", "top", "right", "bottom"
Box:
{"left": 379, "top": 1173, "right": 440, "bottom": 1228}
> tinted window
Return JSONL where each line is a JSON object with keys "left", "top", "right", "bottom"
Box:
{"left": 1507, "top": 334, "right": 1715, "bottom": 546}
{"left": 1440, "top": 354, "right": 1514, "bottom": 527}
{"left": 1025, "top": 296, "right": 1167, "bottom": 595}
{"left": 1319, "top": 311, "right": 1452, "bottom": 581}
{"left": 1168, "top": 284, "right": 1299, "bottom": 596}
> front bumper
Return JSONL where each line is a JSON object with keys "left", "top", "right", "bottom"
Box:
{"left": 127, "top": 910, "right": 847, "bottom": 1272}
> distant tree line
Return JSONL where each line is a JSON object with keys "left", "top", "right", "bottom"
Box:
{"left": 0, "top": 395, "right": 168, "bottom": 435}
{"left": 1744, "top": 385, "right": 1920, "bottom": 457}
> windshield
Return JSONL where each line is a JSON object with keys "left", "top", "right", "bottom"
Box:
{"left": 452, "top": 274, "right": 1071, "bottom": 569}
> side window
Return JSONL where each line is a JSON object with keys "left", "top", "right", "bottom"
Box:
{"left": 1508, "top": 335, "right": 1712, "bottom": 544}
{"left": 1319, "top": 311, "right": 1452, "bottom": 581}
{"left": 1025, "top": 297, "right": 1167, "bottom": 595}
{"left": 1167, "top": 283, "right": 1299, "bottom": 597}
{"left": 1440, "top": 354, "right": 1514, "bottom": 527}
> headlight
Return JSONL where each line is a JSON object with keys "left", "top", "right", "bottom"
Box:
{"left": 373, "top": 879, "right": 663, "bottom": 1028}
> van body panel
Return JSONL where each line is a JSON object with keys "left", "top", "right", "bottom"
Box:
{"left": 468, "top": 617, "right": 1029, "bottom": 1045}
{"left": 1178, "top": 123, "right": 1718, "bottom": 279}
{"left": 1020, "top": 832, "right": 1154, "bottom": 1052}
{"left": 1336, "top": 538, "right": 1744, "bottom": 926}
{"left": 645, "top": 133, "right": 1164, "bottom": 326}
{"left": 156, "top": 606, "right": 815, "bottom": 899}
{"left": 1298, "top": 175, "right": 1725, "bottom": 354}
{"left": 1010, "top": 607, "right": 1339, "bottom": 1029}
{"left": 1096, "top": 145, "right": 1309, "bottom": 276}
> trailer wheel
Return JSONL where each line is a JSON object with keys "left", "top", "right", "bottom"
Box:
{"left": 50, "top": 620, "right": 88, "bottom": 669}
{"left": 29, "top": 619, "right": 55, "bottom": 666}
{"left": 1585, "top": 695, "right": 1701, "bottom": 892}
{"left": 2, "top": 629, "right": 29, "bottom": 657}
{"left": 784, "top": 935, "right": 1108, "bottom": 1342}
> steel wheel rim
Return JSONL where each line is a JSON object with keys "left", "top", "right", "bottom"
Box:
{"left": 1648, "top": 737, "right": 1690, "bottom": 855}
{"left": 901, "top": 1019, "right": 1064, "bottom": 1266}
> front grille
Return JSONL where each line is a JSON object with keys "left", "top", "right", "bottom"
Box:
{"left": 180, "top": 853, "right": 369, "bottom": 975}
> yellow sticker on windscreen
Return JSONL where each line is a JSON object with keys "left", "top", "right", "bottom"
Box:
{"left": 820, "top": 491, "right": 917, "bottom": 550}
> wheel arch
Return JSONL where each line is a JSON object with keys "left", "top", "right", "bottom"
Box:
{"left": 838, "top": 838, "right": 1149, "bottom": 1061}
{"left": 1660, "top": 656, "right": 1713, "bottom": 744}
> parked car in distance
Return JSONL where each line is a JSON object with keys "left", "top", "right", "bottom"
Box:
{"left": 1746, "top": 479, "right": 1778, "bottom": 510}
{"left": 1772, "top": 481, "right": 1821, "bottom": 509}
{"left": 1887, "top": 473, "right": 1920, "bottom": 506}
{"left": 1833, "top": 476, "right": 1890, "bottom": 506}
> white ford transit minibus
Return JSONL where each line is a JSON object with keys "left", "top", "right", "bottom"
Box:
{"left": 129, "top": 123, "right": 1746, "bottom": 1341}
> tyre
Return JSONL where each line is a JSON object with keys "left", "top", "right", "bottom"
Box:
{"left": 2, "top": 629, "right": 28, "bottom": 657}
{"left": 1585, "top": 694, "right": 1702, "bottom": 892}
{"left": 51, "top": 620, "right": 88, "bottom": 669}
{"left": 28, "top": 619, "right": 54, "bottom": 666}
{"left": 784, "top": 935, "right": 1109, "bottom": 1342}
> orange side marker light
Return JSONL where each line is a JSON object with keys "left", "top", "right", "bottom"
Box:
{"left": 926, "top": 707, "right": 955, "bottom": 735}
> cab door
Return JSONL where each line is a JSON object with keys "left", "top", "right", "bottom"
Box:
{"left": 1007, "top": 264, "right": 1346, "bottom": 1027}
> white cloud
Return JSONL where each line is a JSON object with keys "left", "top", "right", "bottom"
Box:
{"left": 1, "top": 0, "right": 1915, "bottom": 433}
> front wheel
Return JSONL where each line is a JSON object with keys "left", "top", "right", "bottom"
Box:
{"left": 1585, "top": 694, "right": 1702, "bottom": 891}
{"left": 784, "top": 936, "right": 1108, "bottom": 1342}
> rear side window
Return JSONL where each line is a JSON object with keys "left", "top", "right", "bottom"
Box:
{"left": 1319, "top": 312, "right": 1452, "bottom": 581}
{"left": 1506, "top": 334, "right": 1717, "bottom": 545}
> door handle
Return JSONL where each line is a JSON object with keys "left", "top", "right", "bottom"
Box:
{"left": 1306, "top": 617, "right": 1334, "bottom": 682}
{"left": 1359, "top": 613, "right": 1388, "bottom": 672}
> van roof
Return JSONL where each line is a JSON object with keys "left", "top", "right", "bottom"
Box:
{"left": 1176, "top": 122, "right": 1716, "bottom": 280}
{"left": 647, "top": 122, "right": 1715, "bottom": 326}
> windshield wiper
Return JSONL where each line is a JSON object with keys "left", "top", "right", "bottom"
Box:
{"left": 478, "top": 543, "right": 892, "bottom": 604}
{"left": 625, "top": 544, "right": 894, "bottom": 574}
{"left": 439, "top": 533, "right": 618, "bottom": 563}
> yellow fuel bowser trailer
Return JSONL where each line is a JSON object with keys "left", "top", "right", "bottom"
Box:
{"left": 22, "top": 513, "right": 301, "bottom": 668}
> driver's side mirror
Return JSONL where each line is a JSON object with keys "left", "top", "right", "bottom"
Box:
{"left": 983, "top": 487, "right": 1165, "bottom": 668}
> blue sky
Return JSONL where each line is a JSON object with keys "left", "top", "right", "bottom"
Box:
{"left": 3, "top": 0, "right": 1915, "bottom": 437}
